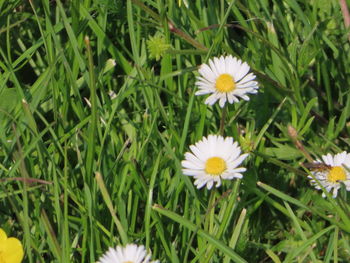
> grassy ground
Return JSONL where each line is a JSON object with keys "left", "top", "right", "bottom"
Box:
{"left": 1, "top": 0, "right": 350, "bottom": 262}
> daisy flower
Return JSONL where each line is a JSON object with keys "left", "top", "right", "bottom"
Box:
{"left": 98, "top": 243, "right": 159, "bottom": 263}
{"left": 181, "top": 135, "right": 248, "bottom": 190}
{"left": 307, "top": 151, "right": 350, "bottom": 198}
{"left": 195, "top": 55, "right": 259, "bottom": 108}
{"left": 0, "top": 228, "right": 24, "bottom": 263}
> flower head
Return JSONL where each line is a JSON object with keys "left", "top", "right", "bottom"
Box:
{"left": 0, "top": 228, "right": 24, "bottom": 263}
{"left": 195, "top": 55, "right": 259, "bottom": 107}
{"left": 307, "top": 151, "right": 350, "bottom": 198}
{"left": 181, "top": 135, "right": 248, "bottom": 189}
{"left": 98, "top": 243, "right": 159, "bottom": 263}
{"left": 147, "top": 33, "right": 171, "bottom": 61}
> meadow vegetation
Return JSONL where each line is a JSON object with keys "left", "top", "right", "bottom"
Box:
{"left": 1, "top": 0, "right": 350, "bottom": 262}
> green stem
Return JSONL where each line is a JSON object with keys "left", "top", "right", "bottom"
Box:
{"left": 203, "top": 179, "right": 241, "bottom": 263}
{"left": 201, "top": 189, "right": 217, "bottom": 263}
{"left": 220, "top": 105, "right": 227, "bottom": 136}
{"left": 204, "top": 189, "right": 217, "bottom": 232}
{"left": 95, "top": 172, "right": 128, "bottom": 245}
{"left": 84, "top": 36, "right": 97, "bottom": 182}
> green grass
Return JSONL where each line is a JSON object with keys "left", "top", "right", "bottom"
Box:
{"left": 1, "top": 0, "right": 350, "bottom": 262}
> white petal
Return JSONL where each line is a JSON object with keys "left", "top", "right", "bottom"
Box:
{"left": 205, "top": 94, "right": 219, "bottom": 105}
{"left": 238, "top": 72, "right": 256, "bottom": 84}
{"left": 209, "top": 59, "right": 219, "bottom": 77}
{"left": 206, "top": 180, "right": 214, "bottom": 189}
{"left": 334, "top": 151, "right": 346, "bottom": 165}
{"left": 199, "top": 64, "right": 216, "bottom": 82}
{"left": 234, "top": 62, "right": 250, "bottom": 82}
{"left": 214, "top": 56, "right": 224, "bottom": 74}
{"left": 195, "top": 89, "right": 213, "bottom": 95}
{"left": 239, "top": 95, "right": 250, "bottom": 101}
{"left": 236, "top": 81, "right": 259, "bottom": 89}
{"left": 229, "top": 167, "right": 247, "bottom": 173}
{"left": 219, "top": 96, "right": 227, "bottom": 107}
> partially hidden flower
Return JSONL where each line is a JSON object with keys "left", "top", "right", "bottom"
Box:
{"left": 195, "top": 55, "right": 259, "bottom": 107}
{"left": 98, "top": 243, "right": 159, "bottom": 263}
{"left": 307, "top": 151, "right": 350, "bottom": 198}
{"left": 181, "top": 135, "right": 248, "bottom": 190}
{"left": 0, "top": 228, "right": 24, "bottom": 263}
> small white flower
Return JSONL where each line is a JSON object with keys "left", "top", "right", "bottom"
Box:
{"left": 98, "top": 244, "right": 159, "bottom": 263}
{"left": 181, "top": 135, "right": 248, "bottom": 190}
{"left": 195, "top": 55, "right": 259, "bottom": 108}
{"left": 307, "top": 151, "right": 350, "bottom": 198}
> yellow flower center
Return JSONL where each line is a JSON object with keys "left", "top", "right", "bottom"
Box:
{"left": 215, "top": 74, "right": 236, "bottom": 93}
{"left": 123, "top": 261, "right": 134, "bottom": 263}
{"left": 205, "top": 157, "right": 226, "bottom": 176}
{"left": 327, "top": 166, "right": 346, "bottom": 183}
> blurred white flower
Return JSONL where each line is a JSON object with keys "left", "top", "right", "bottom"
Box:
{"left": 98, "top": 244, "right": 159, "bottom": 263}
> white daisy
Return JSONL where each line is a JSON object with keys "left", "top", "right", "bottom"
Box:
{"left": 98, "top": 244, "right": 159, "bottom": 263}
{"left": 307, "top": 151, "right": 350, "bottom": 198}
{"left": 195, "top": 55, "right": 259, "bottom": 108}
{"left": 181, "top": 134, "right": 248, "bottom": 190}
